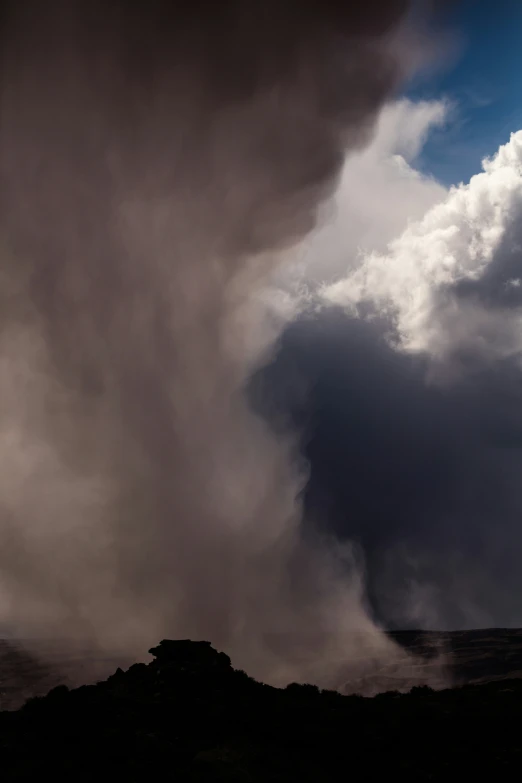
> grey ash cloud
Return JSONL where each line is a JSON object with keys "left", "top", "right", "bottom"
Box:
{"left": 0, "top": 0, "right": 453, "bottom": 689}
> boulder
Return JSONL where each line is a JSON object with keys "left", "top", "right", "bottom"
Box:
{"left": 148, "top": 640, "right": 232, "bottom": 670}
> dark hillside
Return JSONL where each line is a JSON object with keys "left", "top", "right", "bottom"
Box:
{"left": 2, "top": 635, "right": 522, "bottom": 781}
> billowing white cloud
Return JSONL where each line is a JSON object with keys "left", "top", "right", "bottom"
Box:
{"left": 323, "top": 130, "right": 522, "bottom": 377}
{"left": 283, "top": 98, "right": 448, "bottom": 289}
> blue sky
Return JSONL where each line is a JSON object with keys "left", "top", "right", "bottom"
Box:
{"left": 407, "top": 0, "right": 522, "bottom": 185}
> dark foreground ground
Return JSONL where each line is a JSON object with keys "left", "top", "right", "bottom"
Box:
{"left": 2, "top": 631, "right": 522, "bottom": 780}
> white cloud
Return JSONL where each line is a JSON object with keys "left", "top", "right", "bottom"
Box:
{"left": 283, "top": 98, "right": 448, "bottom": 290}
{"left": 322, "top": 130, "right": 522, "bottom": 378}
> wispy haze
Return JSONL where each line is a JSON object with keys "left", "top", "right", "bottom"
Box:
{"left": 0, "top": 0, "right": 454, "bottom": 688}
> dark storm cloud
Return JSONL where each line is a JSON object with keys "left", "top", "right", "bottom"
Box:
{"left": 260, "top": 128, "right": 522, "bottom": 633}
{"left": 0, "top": 0, "right": 454, "bottom": 688}
{"left": 256, "top": 308, "right": 522, "bottom": 631}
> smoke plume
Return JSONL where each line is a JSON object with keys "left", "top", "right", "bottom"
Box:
{"left": 0, "top": 1, "right": 446, "bottom": 688}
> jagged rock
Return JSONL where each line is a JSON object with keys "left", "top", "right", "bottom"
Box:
{"left": 148, "top": 639, "right": 232, "bottom": 670}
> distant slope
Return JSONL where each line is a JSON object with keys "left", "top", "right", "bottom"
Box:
{"left": 389, "top": 628, "right": 522, "bottom": 685}
{"left": 0, "top": 639, "right": 127, "bottom": 711}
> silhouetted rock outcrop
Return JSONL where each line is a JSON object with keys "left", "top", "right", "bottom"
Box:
{"left": 149, "top": 639, "right": 232, "bottom": 670}
{"left": 2, "top": 636, "right": 522, "bottom": 780}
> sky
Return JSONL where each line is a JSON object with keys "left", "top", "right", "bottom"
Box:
{"left": 257, "top": 1, "right": 522, "bottom": 632}
{"left": 2, "top": 1, "right": 522, "bottom": 690}
{"left": 409, "top": 0, "right": 522, "bottom": 185}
